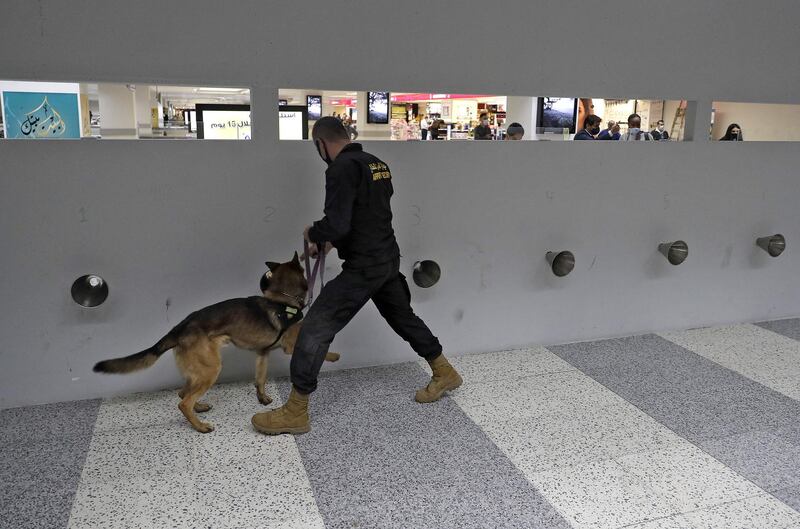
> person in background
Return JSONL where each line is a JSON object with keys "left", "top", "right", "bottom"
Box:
{"left": 719, "top": 123, "right": 743, "bottom": 141}
{"left": 651, "top": 120, "right": 670, "bottom": 141}
{"left": 419, "top": 114, "right": 430, "bottom": 141}
{"left": 597, "top": 120, "right": 618, "bottom": 140}
{"left": 505, "top": 122, "right": 525, "bottom": 140}
{"left": 429, "top": 118, "right": 441, "bottom": 140}
{"left": 574, "top": 115, "right": 602, "bottom": 140}
{"left": 618, "top": 114, "right": 653, "bottom": 141}
{"left": 473, "top": 113, "right": 493, "bottom": 140}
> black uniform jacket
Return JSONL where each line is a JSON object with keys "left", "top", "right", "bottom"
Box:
{"left": 308, "top": 143, "right": 400, "bottom": 269}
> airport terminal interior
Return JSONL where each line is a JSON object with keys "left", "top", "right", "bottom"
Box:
{"left": 2, "top": 2, "right": 800, "bottom": 528}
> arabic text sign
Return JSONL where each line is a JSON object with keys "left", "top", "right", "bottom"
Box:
{"left": 200, "top": 110, "right": 251, "bottom": 140}
{"left": 279, "top": 110, "right": 305, "bottom": 140}
{"left": 2, "top": 92, "right": 80, "bottom": 139}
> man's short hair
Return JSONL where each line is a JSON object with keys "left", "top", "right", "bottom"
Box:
{"left": 312, "top": 116, "right": 350, "bottom": 141}
{"left": 506, "top": 122, "right": 525, "bottom": 137}
{"left": 627, "top": 113, "right": 642, "bottom": 126}
{"left": 479, "top": 113, "right": 488, "bottom": 119}
{"left": 583, "top": 114, "right": 602, "bottom": 128}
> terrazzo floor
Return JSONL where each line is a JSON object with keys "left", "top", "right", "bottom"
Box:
{"left": 2, "top": 319, "right": 800, "bottom": 528}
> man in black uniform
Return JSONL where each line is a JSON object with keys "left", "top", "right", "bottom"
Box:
{"left": 252, "top": 117, "right": 462, "bottom": 435}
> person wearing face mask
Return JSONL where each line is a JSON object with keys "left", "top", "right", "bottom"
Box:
{"left": 719, "top": 123, "right": 743, "bottom": 141}
{"left": 619, "top": 113, "right": 653, "bottom": 141}
{"left": 596, "top": 120, "right": 619, "bottom": 140}
{"left": 574, "top": 115, "right": 602, "bottom": 140}
{"left": 651, "top": 120, "right": 670, "bottom": 141}
{"left": 252, "top": 117, "right": 462, "bottom": 436}
{"left": 473, "top": 113, "right": 493, "bottom": 140}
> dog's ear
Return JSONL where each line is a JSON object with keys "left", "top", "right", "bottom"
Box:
{"left": 265, "top": 261, "right": 280, "bottom": 273}
{"left": 292, "top": 251, "right": 300, "bottom": 265}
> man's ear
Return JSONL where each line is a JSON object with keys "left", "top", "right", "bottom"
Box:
{"left": 265, "top": 261, "right": 280, "bottom": 273}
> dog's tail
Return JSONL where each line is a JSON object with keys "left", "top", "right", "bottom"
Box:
{"left": 93, "top": 331, "right": 179, "bottom": 374}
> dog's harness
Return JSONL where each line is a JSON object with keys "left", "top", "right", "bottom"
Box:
{"left": 261, "top": 299, "right": 304, "bottom": 350}
{"left": 258, "top": 241, "right": 326, "bottom": 350}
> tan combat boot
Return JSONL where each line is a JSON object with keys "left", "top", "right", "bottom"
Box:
{"left": 415, "top": 354, "right": 463, "bottom": 403}
{"left": 251, "top": 387, "right": 310, "bottom": 435}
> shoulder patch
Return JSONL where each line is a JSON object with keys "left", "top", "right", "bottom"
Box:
{"left": 369, "top": 162, "right": 392, "bottom": 182}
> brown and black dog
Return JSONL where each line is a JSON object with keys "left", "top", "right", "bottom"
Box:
{"left": 93, "top": 253, "right": 338, "bottom": 433}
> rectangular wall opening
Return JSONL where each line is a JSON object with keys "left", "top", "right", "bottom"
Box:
{"left": 278, "top": 89, "right": 690, "bottom": 142}
{"left": 710, "top": 101, "right": 800, "bottom": 141}
{"left": 0, "top": 80, "right": 251, "bottom": 140}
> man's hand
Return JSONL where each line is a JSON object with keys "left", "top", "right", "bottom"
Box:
{"left": 302, "top": 242, "right": 333, "bottom": 261}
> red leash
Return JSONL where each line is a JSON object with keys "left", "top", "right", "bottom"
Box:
{"left": 303, "top": 240, "right": 325, "bottom": 305}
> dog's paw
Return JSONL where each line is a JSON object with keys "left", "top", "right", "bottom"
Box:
{"left": 258, "top": 394, "right": 273, "bottom": 406}
{"left": 194, "top": 402, "right": 212, "bottom": 413}
{"left": 195, "top": 422, "right": 215, "bottom": 434}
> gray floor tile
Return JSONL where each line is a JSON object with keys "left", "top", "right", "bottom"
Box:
{"left": 0, "top": 400, "right": 100, "bottom": 529}
{"left": 774, "top": 485, "right": 800, "bottom": 513}
{"left": 2, "top": 484, "right": 84, "bottom": 529}
{"left": 0, "top": 399, "right": 101, "bottom": 444}
{"left": 698, "top": 430, "right": 800, "bottom": 492}
{"left": 307, "top": 361, "right": 430, "bottom": 405}
{"left": 756, "top": 318, "right": 800, "bottom": 342}
{"left": 283, "top": 370, "right": 571, "bottom": 529}
{"left": 548, "top": 334, "right": 800, "bottom": 442}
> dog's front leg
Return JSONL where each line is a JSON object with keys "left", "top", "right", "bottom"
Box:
{"left": 255, "top": 351, "right": 272, "bottom": 405}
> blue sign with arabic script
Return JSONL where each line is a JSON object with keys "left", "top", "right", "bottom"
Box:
{"left": 2, "top": 91, "right": 81, "bottom": 139}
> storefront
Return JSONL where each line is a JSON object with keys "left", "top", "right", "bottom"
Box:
{"left": 389, "top": 93, "right": 507, "bottom": 140}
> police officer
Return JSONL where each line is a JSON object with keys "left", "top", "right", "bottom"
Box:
{"left": 252, "top": 117, "right": 463, "bottom": 435}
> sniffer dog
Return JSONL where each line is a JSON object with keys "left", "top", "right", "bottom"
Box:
{"left": 93, "top": 253, "right": 338, "bottom": 433}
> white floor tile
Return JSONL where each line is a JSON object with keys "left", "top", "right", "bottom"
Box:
{"left": 196, "top": 452, "right": 324, "bottom": 529}
{"left": 627, "top": 494, "right": 800, "bottom": 529}
{"left": 660, "top": 324, "right": 800, "bottom": 400}
{"left": 68, "top": 469, "right": 199, "bottom": 529}
{"left": 452, "top": 370, "right": 625, "bottom": 424}
{"left": 79, "top": 421, "right": 195, "bottom": 482}
{"left": 478, "top": 402, "right": 680, "bottom": 474}
{"left": 444, "top": 347, "right": 576, "bottom": 384}
{"left": 529, "top": 458, "right": 678, "bottom": 529}
{"left": 616, "top": 443, "right": 767, "bottom": 513}
{"left": 70, "top": 381, "right": 323, "bottom": 529}
{"left": 678, "top": 493, "right": 800, "bottom": 528}
{"left": 93, "top": 388, "right": 183, "bottom": 432}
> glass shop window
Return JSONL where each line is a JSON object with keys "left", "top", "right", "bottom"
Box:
{"left": 0, "top": 80, "right": 251, "bottom": 140}
{"left": 710, "top": 101, "right": 800, "bottom": 141}
{"left": 278, "top": 89, "right": 689, "bottom": 142}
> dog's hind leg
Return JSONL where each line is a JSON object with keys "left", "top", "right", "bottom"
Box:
{"left": 175, "top": 340, "right": 222, "bottom": 433}
{"left": 178, "top": 383, "right": 211, "bottom": 413}
{"left": 255, "top": 351, "right": 272, "bottom": 405}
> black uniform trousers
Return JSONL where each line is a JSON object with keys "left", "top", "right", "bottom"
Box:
{"left": 290, "top": 257, "right": 442, "bottom": 394}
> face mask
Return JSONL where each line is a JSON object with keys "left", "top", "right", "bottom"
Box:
{"left": 590, "top": 126, "right": 601, "bottom": 135}
{"left": 315, "top": 139, "right": 333, "bottom": 165}
{"left": 628, "top": 127, "right": 640, "bottom": 135}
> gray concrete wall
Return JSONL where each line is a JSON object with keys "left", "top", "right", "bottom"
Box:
{"left": 1, "top": 0, "right": 799, "bottom": 408}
